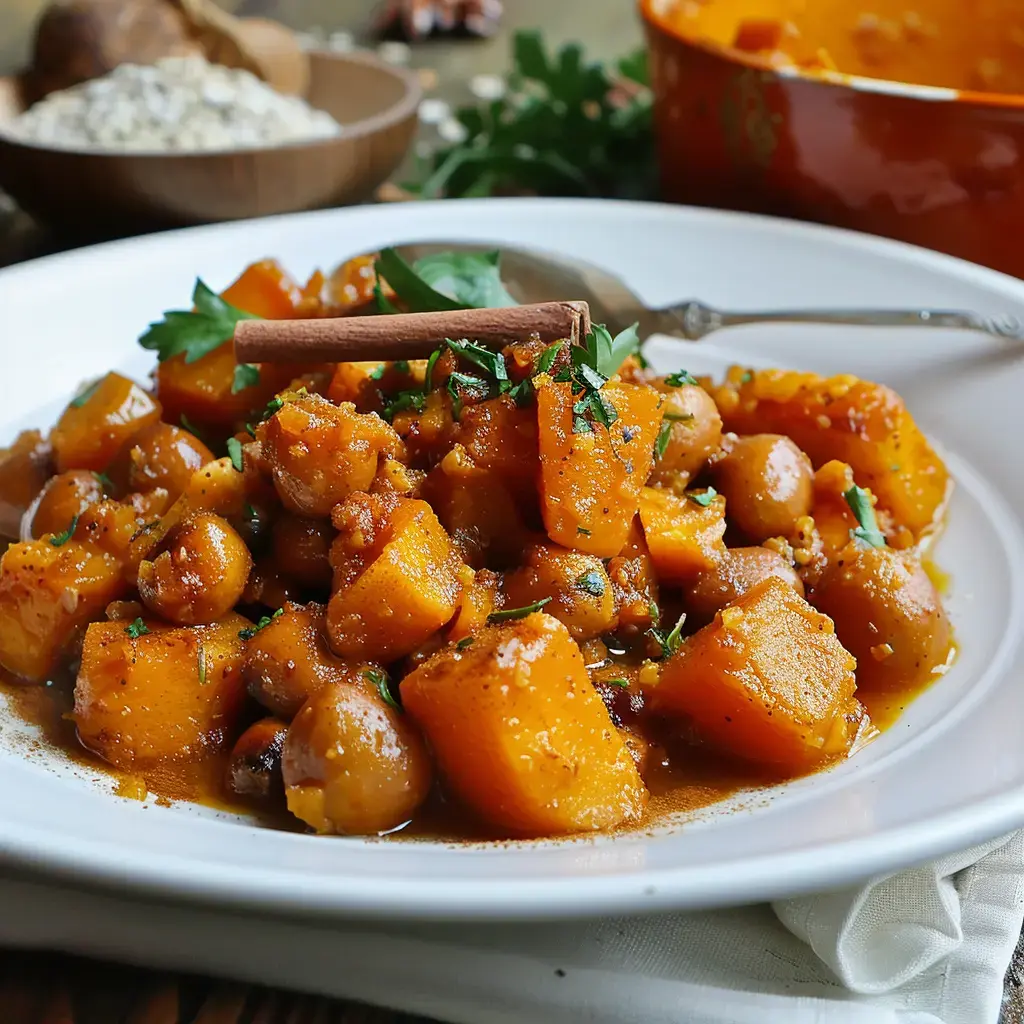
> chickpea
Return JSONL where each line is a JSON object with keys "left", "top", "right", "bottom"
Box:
{"left": 227, "top": 717, "right": 288, "bottom": 802}
{"left": 712, "top": 434, "right": 813, "bottom": 542}
{"left": 686, "top": 546, "right": 804, "bottom": 621}
{"left": 503, "top": 543, "right": 617, "bottom": 642}
{"left": 127, "top": 422, "right": 214, "bottom": 500}
{"left": 283, "top": 681, "right": 433, "bottom": 835}
{"left": 648, "top": 380, "right": 723, "bottom": 491}
{"left": 810, "top": 543, "right": 951, "bottom": 691}
{"left": 244, "top": 602, "right": 367, "bottom": 719}
{"left": 138, "top": 512, "right": 252, "bottom": 624}
{"left": 30, "top": 469, "right": 105, "bottom": 538}
{"left": 272, "top": 514, "right": 333, "bottom": 589}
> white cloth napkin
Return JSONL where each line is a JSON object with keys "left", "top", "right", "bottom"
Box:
{"left": 1, "top": 831, "right": 1022, "bottom": 1024}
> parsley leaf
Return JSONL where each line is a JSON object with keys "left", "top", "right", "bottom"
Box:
{"left": 648, "top": 611, "right": 687, "bottom": 659}
{"left": 369, "top": 363, "right": 387, "bottom": 381}
{"left": 654, "top": 419, "right": 673, "bottom": 460}
{"left": 446, "top": 371, "right": 490, "bottom": 420}
{"left": 124, "top": 617, "right": 149, "bottom": 639}
{"left": 604, "top": 677, "right": 630, "bottom": 688}
{"left": 48, "top": 515, "right": 79, "bottom": 547}
{"left": 536, "top": 340, "right": 564, "bottom": 375}
{"left": 425, "top": 348, "right": 442, "bottom": 391}
{"left": 456, "top": 636, "right": 474, "bottom": 650}
{"left": 364, "top": 668, "right": 402, "bottom": 711}
{"left": 665, "top": 370, "right": 698, "bottom": 387}
{"left": 382, "top": 390, "right": 427, "bottom": 422}
{"left": 576, "top": 570, "right": 606, "bottom": 597}
{"left": 226, "top": 437, "right": 244, "bottom": 473}
{"left": 139, "top": 279, "right": 260, "bottom": 364}
{"left": 576, "top": 323, "right": 641, "bottom": 379}
{"left": 446, "top": 339, "right": 510, "bottom": 391}
{"left": 688, "top": 487, "right": 719, "bottom": 508}
{"left": 488, "top": 597, "right": 552, "bottom": 623}
{"left": 93, "top": 470, "right": 114, "bottom": 491}
{"left": 374, "top": 248, "right": 466, "bottom": 313}
{"left": 71, "top": 377, "right": 102, "bottom": 408}
{"left": 231, "top": 363, "right": 261, "bottom": 394}
{"left": 374, "top": 272, "right": 401, "bottom": 313}
{"left": 414, "top": 250, "right": 518, "bottom": 308}
{"left": 844, "top": 485, "right": 887, "bottom": 549}
{"left": 197, "top": 643, "right": 208, "bottom": 685}
{"left": 238, "top": 608, "right": 284, "bottom": 641}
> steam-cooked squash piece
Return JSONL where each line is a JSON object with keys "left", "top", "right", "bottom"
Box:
{"left": 402, "top": 613, "right": 648, "bottom": 836}
{"left": 538, "top": 380, "right": 662, "bottom": 557}
{"left": 0, "top": 533, "right": 126, "bottom": 682}
{"left": 710, "top": 368, "right": 950, "bottom": 537}
{"left": 327, "top": 492, "right": 465, "bottom": 662}
{"left": 74, "top": 615, "right": 249, "bottom": 769}
{"left": 455, "top": 395, "right": 540, "bottom": 500}
{"left": 0, "top": 429, "right": 53, "bottom": 539}
{"left": 638, "top": 486, "right": 727, "bottom": 581}
{"left": 51, "top": 372, "right": 161, "bottom": 473}
{"left": 651, "top": 577, "right": 865, "bottom": 774}
{"left": 257, "top": 393, "right": 405, "bottom": 516}
{"left": 445, "top": 568, "right": 500, "bottom": 642}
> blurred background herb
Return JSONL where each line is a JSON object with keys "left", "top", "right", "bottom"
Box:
{"left": 406, "top": 30, "right": 656, "bottom": 201}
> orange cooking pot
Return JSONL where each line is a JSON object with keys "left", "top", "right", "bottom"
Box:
{"left": 641, "top": 0, "right": 1024, "bottom": 277}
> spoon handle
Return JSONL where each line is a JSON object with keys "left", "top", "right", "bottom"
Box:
{"left": 660, "top": 301, "right": 1024, "bottom": 343}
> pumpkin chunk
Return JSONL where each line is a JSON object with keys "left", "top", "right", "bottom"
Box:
{"left": 638, "top": 486, "right": 727, "bottom": 581}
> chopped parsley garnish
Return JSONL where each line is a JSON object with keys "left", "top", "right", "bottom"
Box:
{"left": 261, "top": 397, "right": 284, "bottom": 420}
{"left": 226, "top": 437, "right": 244, "bottom": 473}
{"left": 654, "top": 419, "right": 673, "bottom": 460}
{"left": 139, "top": 279, "right": 260, "bottom": 365}
{"left": 456, "top": 636, "right": 474, "bottom": 650}
{"left": 124, "top": 617, "right": 149, "bottom": 639}
{"left": 382, "top": 389, "right": 427, "bottom": 422}
{"left": 369, "top": 363, "right": 387, "bottom": 380}
{"left": 373, "top": 249, "right": 467, "bottom": 313}
{"left": 665, "top": 370, "right": 698, "bottom": 387}
{"left": 536, "top": 341, "right": 564, "bottom": 375}
{"left": 70, "top": 378, "right": 102, "bottom": 408}
{"left": 446, "top": 371, "right": 490, "bottom": 420}
{"left": 365, "top": 668, "right": 402, "bottom": 711}
{"left": 739, "top": 370, "right": 754, "bottom": 384}
{"left": 48, "top": 515, "right": 79, "bottom": 548}
{"left": 394, "top": 360, "right": 411, "bottom": 374}
{"left": 576, "top": 570, "right": 606, "bottom": 597}
{"left": 577, "top": 526, "right": 591, "bottom": 536}
{"left": 197, "top": 643, "right": 207, "bottom": 685}
{"left": 93, "top": 471, "right": 114, "bottom": 491}
{"left": 238, "top": 608, "right": 283, "bottom": 641}
{"left": 424, "top": 348, "right": 442, "bottom": 391}
{"left": 231, "top": 363, "right": 260, "bottom": 395}
{"left": 648, "top": 600, "right": 660, "bottom": 623}
{"left": 844, "top": 484, "right": 886, "bottom": 549}
{"left": 488, "top": 597, "right": 552, "bottom": 623}
{"left": 446, "top": 338, "right": 510, "bottom": 390}
{"left": 374, "top": 272, "right": 401, "bottom": 314}
{"left": 648, "top": 611, "right": 686, "bottom": 659}
{"left": 687, "top": 487, "right": 718, "bottom": 508}
{"left": 604, "top": 678, "right": 629, "bottom": 688}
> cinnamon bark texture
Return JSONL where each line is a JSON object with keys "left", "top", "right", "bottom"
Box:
{"left": 233, "top": 301, "right": 591, "bottom": 362}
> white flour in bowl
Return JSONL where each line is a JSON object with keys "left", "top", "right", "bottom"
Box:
{"left": 4, "top": 55, "right": 342, "bottom": 152}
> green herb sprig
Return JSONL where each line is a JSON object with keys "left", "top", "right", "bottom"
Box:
{"left": 124, "top": 618, "right": 150, "bottom": 639}
{"left": 648, "top": 611, "right": 687, "bottom": 659}
{"left": 238, "top": 608, "right": 284, "bottom": 642}
{"left": 488, "top": 597, "right": 552, "bottom": 623}
{"left": 365, "top": 668, "right": 402, "bottom": 711}
{"left": 48, "top": 515, "right": 79, "bottom": 548}
{"left": 844, "top": 485, "right": 886, "bottom": 549}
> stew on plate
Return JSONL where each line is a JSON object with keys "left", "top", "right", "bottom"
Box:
{"left": 0, "top": 250, "right": 954, "bottom": 839}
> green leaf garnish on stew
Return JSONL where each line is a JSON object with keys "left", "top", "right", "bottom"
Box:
{"left": 374, "top": 272, "right": 401, "bottom": 314}
{"left": 488, "top": 597, "right": 552, "bottom": 623}
{"left": 414, "top": 250, "right": 518, "bottom": 309}
{"left": 70, "top": 377, "right": 103, "bottom": 408}
{"left": 536, "top": 341, "right": 564, "bottom": 376}
{"left": 226, "top": 437, "right": 244, "bottom": 473}
{"left": 665, "top": 370, "right": 698, "bottom": 387}
{"left": 48, "top": 515, "right": 79, "bottom": 548}
{"left": 604, "top": 678, "right": 629, "bottom": 687}
{"left": 124, "top": 617, "right": 150, "bottom": 639}
{"left": 139, "top": 279, "right": 260, "bottom": 364}
{"left": 373, "top": 249, "right": 466, "bottom": 313}
{"left": 238, "top": 609, "right": 283, "bottom": 641}
{"left": 843, "top": 484, "right": 887, "bottom": 549}
{"left": 231, "top": 363, "right": 261, "bottom": 395}
{"left": 197, "top": 643, "right": 208, "bottom": 686}
{"left": 647, "top": 611, "right": 686, "bottom": 659}
{"left": 654, "top": 419, "right": 673, "bottom": 460}
{"left": 365, "top": 668, "right": 402, "bottom": 711}
{"left": 456, "top": 636, "right": 474, "bottom": 650}
{"left": 576, "top": 570, "right": 606, "bottom": 597}
{"left": 446, "top": 339, "right": 511, "bottom": 392}
{"left": 687, "top": 487, "right": 718, "bottom": 508}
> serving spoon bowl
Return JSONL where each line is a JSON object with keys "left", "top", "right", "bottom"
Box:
{"left": 397, "top": 241, "right": 1024, "bottom": 344}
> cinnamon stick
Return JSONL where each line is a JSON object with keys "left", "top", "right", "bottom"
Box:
{"left": 233, "top": 302, "right": 592, "bottom": 363}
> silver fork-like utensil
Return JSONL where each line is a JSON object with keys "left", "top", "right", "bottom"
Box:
{"left": 397, "top": 242, "right": 1024, "bottom": 344}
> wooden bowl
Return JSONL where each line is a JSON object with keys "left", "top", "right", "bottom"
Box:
{"left": 0, "top": 51, "right": 420, "bottom": 234}
{"left": 640, "top": 0, "right": 1024, "bottom": 279}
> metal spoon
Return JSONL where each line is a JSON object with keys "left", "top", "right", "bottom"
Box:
{"left": 398, "top": 242, "right": 1024, "bottom": 344}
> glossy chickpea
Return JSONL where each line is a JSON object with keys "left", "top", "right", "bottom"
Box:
{"left": 283, "top": 681, "right": 433, "bottom": 835}
{"left": 271, "top": 514, "right": 333, "bottom": 589}
{"left": 30, "top": 469, "right": 106, "bottom": 539}
{"left": 126, "top": 422, "right": 214, "bottom": 500}
{"left": 712, "top": 434, "right": 814, "bottom": 542}
{"left": 138, "top": 513, "right": 252, "bottom": 625}
{"left": 686, "top": 546, "right": 804, "bottom": 621}
{"left": 810, "top": 543, "right": 951, "bottom": 691}
{"left": 647, "top": 379, "right": 723, "bottom": 491}
{"left": 503, "top": 543, "right": 617, "bottom": 642}
{"left": 244, "top": 602, "right": 367, "bottom": 719}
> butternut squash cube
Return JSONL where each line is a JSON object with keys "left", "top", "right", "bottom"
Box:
{"left": 651, "top": 577, "right": 863, "bottom": 774}
{"left": 327, "top": 493, "right": 465, "bottom": 662}
{"left": 538, "top": 381, "right": 662, "bottom": 557}
{"left": 402, "top": 612, "right": 648, "bottom": 836}
{"left": 74, "top": 615, "right": 248, "bottom": 769}
{"left": 638, "top": 486, "right": 727, "bottom": 581}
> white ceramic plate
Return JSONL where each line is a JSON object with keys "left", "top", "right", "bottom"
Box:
{"left": 1, "top": 198, "right": 1022, "bottom": 921}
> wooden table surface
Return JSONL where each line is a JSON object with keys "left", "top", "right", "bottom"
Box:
{"left": 1, "top": 1, "right": 1024, "bottom": 1021}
